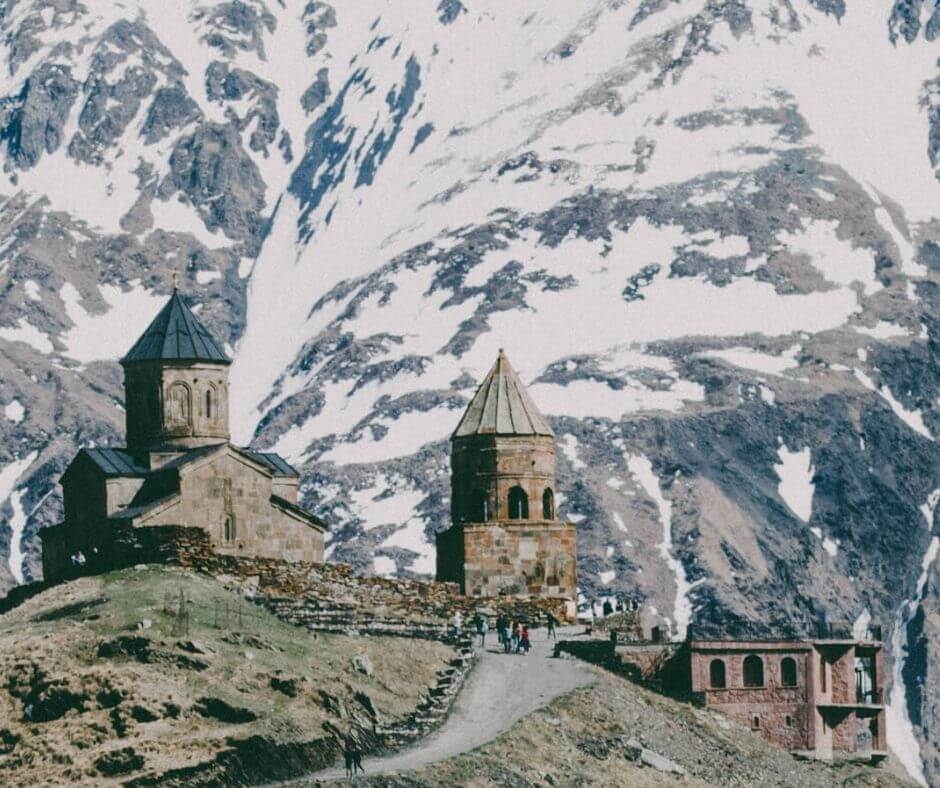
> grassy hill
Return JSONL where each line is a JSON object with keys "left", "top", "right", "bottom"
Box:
{"left": 368, "top": 666, "right": 916, "bottom": 788}
{"left": 0, "top": 566, "right": 454, "bottom": 786}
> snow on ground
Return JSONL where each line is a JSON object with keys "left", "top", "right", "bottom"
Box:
{"left": 381, "top": 517, "right": 435, "bottom": 575}
{"left": 606, "top": 477, "right": 624, "bottom": 489}
{"left": 599, "top": 570, "right": 616, "bottom": 585}
{"left": 59, "top": 281, "right": 166, "bottom": 364}
{"left": 775, "top": 446, "right": 815, "bottom": 522}
{"left": 560, "top": 434, "right": 586, "bottom": 470}
{"left": 612, "top": 512, "right": 628, "bottom": 533}
{"left": 347, "top": 476, "right": 425, "bottom": 532}
{"left": 854, "top": 369, "right": 933, "bottom": 441}
{"left": 626, "top": 454, "right": 695, "bottom": 640}
{"left": 233, "top": 0, "right": 913, "bottom": 446}
{"left": 532, "top": 377, "right": 705, "bottom": 419}
{"left": 320, "top": 405, "right": 459, "bottom": 466}
{"left": 0, "top": 319, "right": 53, "bottom": 354}
{"left": 853, "top": 321, "right": 912, "bottom": 339}
{"left": 0, "top": 450, "right": 39, "bottom": 585}
{"left": 698, "top": 344, "right": 800, "bottom": 376}
{"left": 373, "top": 555, "right": 396, "bottom": 576}
{"left": 777, "top": 220, "right": 880, "bottom": 295}
{"left": 23, "top": 280, "right": 40, "bottom": 301}
{"left": 4, "top": 399, "right": 24, "bottom": 423}
{"left": 821, "top": 537, "right": 839, "bottom": 558}
{"left": 195, "top": 269, "right": 222, "bottom": 285}
{"left": 148, "top": 197, "right": 231, "bottom": 249}
{"left": 887, "top": 488, "right": 940, "bottom": 787}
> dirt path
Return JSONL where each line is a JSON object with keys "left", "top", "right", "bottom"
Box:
{"left": 301, "top": 627, "right": 592, "bottom": 783}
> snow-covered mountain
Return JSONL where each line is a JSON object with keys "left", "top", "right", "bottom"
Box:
{"left": 2, "top": 0, "right": 940, "bottom": 781}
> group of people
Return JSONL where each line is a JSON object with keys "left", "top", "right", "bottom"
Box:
{"left": 495, "top": 617, "right": 531, "bottom": 654}
{"left": 588, "top": 596, "right": 638, "bottom": 618}
{"left": 454, "top": 610, "right": 561, "bottom": 654}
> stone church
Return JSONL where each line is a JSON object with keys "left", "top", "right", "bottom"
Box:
{"left": 436, "top": 350, "right": 577, "bottom": 604}
{"left": 41, "top": 290, "right": 326, "bottom": 581}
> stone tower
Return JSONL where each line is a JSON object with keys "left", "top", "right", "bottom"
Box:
{"left": 121, "top": 289, "right": 231, "bottom": 457}
{"left": 436, "top": 350, "right": 577, "bottom": 602}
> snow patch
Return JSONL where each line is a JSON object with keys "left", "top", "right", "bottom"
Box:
{"left": 0, "top": 319, "right": 54, "bottom": 354}
{"left": 560, "top": 434, "right": 586, "bottom": 470}
{"left": 854, "top": 369, "right": 933, "bottom": 441}
{"left": 776, "top": 446, "right": 815, "bottom": 522}
{"left": 627, "top": 454, "right": 694, "bottom": 640}
{"left": 4, "top": 399, "right": 24, "bottom": 423}
{"left": 0, "top": 451, "right": 39, "bottom": 585}
{"left": 60, "top": 281, "right": 166, "bottom": 364}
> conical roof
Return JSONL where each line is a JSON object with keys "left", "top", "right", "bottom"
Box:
{"left": 121, "top": 290, "right": 230, "bottom": 365}
{"left": 452, "top": 349, "right": 553, "bottom": 438}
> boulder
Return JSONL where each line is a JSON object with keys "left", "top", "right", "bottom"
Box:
{"left": 352, "top": 653, "right": 374, "bottom": 676}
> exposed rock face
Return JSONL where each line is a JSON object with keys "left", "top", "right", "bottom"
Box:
{"left": 1, "top": 1, "right": 940, "bottom": 783}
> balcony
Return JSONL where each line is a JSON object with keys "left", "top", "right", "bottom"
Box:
{"left": 813, "top": 622, "right": 883, "bottom": 641}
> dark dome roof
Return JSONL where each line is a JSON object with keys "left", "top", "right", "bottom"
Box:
{"left": 121, "top": 291, "right": 230, "bottom": 365}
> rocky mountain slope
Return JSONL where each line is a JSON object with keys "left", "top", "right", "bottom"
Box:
{"left": 2, "top": 0, "right": 940, "bottom": 783}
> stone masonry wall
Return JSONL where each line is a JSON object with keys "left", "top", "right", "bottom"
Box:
{"left": 141, "top": 451, "right": 323, "bottom": 563}
{"left": 462, "top": 520, "right": 576, "bottom": 598}
{"left": 451, "top": 434, "right": 556, "bottom": 524}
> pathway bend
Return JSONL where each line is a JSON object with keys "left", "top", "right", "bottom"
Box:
{"left": 288, "top": 626, "right": 593, "bottom": 784}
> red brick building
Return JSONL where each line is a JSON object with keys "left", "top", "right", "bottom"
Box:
{"left": 689, "top": 629, "right": 886, "bottom": 761}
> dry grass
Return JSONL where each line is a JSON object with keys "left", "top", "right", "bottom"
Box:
{"left": 0, "top": 566, "right": 453, "bottom": 786}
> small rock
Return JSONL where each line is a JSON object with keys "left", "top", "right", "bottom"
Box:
{"left": 194, "top": 696, "right": 257, "bottom": 723}
{"left": 177, "top": 640, "right": 210, "bottom": 655}
{"left": 270, "top": 677, "right": 298, "bottom": 697}
{"left": 137, "top": 619, "right": 153, "bottom": 630}
{"left": 95, "top": 746, "right": 144, "bottom": 775}
{"left": 623, "top": 738, "right": 685, "bottom": 775}
{"left": 352, "top": 653, "right": 374, "bottom": 676}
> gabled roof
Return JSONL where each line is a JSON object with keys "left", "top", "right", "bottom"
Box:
{"left": 121, "top": 290, "right": 230, "bottom": 365}
{"left": 452, "top": 349, "right": 554, "bottom": 438}
{"left": 241, "top": 451, "right": 298, "bottom": 478}
{"left": 74, "top": 448, "right": 149, "bottom": 478}
{"left": 270, "top": 494, "right": 327, "bottom": 530}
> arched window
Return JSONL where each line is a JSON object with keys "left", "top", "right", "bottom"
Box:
{"left": 223, "top": 515, "right": 235, "bottom": 543}
{"left": 166, "top": 383, "right": 191, "bottom": 426}
{"left": 205, "top": 387, "right": 214, "bottom": 419}
{"left": 709, "top": 659, "right": 726, "bottom": 689}
{"left": 743, "top": 655, "right": 764, "bottom": 687}
{"left": 781, "top": 657, "right": 798, "bottom": 687}
{"left": 508, "top": 486, "right": 528, "bottom": 519}
{"left": 542, "top": 488, "right": 554, "bottom": 519}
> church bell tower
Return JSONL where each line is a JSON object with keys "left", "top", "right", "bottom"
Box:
{"left": 436, "top": 350, "right": 577, "bottom": 601}
{"left": 121, "top": 289, "right": 231, "bottom": 458}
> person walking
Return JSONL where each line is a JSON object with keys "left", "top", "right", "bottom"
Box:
{"left": 344, "top": 736, "right": 363, "bottom": 777}
{"left": 521, "top": 625, "right": 531, "bottom": 655}
{"left": 503, "top": 616, "right": 512, "bottom": 653}
{"left": 546, "top": 612, "right": 557, "bottom": 640}
{"left": 479, "top": 616, "right": 488, "bottom": 647}
{"left": 453, "top": 611, "right": 462, "bottom": 639}
{"left": 511, "top": 621, "right": 520, "bottom": 654}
